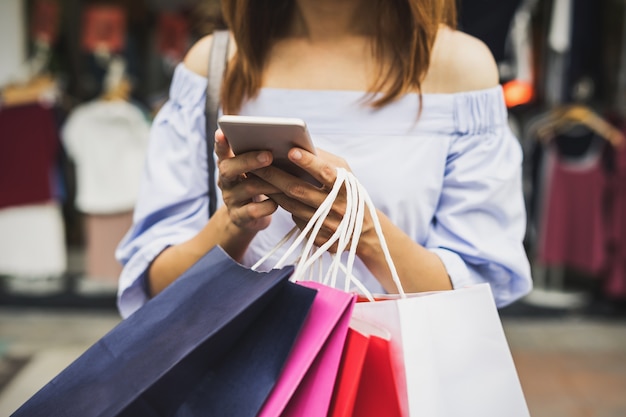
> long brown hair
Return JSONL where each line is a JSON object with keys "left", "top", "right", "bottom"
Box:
{"left": 220, "top": 0, "right": 456, "bottom": 114}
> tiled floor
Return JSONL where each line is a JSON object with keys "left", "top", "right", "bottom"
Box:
{"left": 514, "top": 351, "right": 626, "bottom": 417}
{"left": 503, "top": 318, "right": 626, "bottom": 417}
{"left": 0, "top": 308, "right": 122, "bottom": 415}
{"left": 0, "top": 307, "right": 625, "bottom": 416}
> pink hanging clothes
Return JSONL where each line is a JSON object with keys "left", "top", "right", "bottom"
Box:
{"left": 537, "top": 130, "right": 611, "bottom": 277}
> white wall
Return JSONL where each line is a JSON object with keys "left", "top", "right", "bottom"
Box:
{"left": 0, "top": 0, "right": 26, "bottom": 86}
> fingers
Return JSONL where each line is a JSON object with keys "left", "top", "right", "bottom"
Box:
{"left": 221, "top": 176, "right": 281, "bottom": 208}
{"left": 219, "top": 169, "right": 280, "bottom": 231}
{"left": 228, "top": 198, "right": 279, "bottom": 230}
{"left": 271, "top": 192, "right": 344, "bottom": 229}
{"left": 270, "top": 193, "right": 318, "bottom": 220}
{"left": 254, "top": 148, "right": 350, "bottom": 252}
{"left": 254, "top": 164, "right": 336, "bottom": 210}
{"left": 215, "top": 134, "right": 354, "bottom": 248}
{"left": 215, "top": 129, "right": 281, "bottom": 231}
{"left": 289, "top": 147, "right": 351, "bottom": 190}
{"left": 215, "top": 128, "right": 273, "bottom": 184}
{"left": 270, "top": 191, "right": 345, "bottom": 224}
{"left": 214, "top": 129, "right": 233, "bottom": 160}
{"left": 288, "top": 149, "right": 336, "bottom": 190}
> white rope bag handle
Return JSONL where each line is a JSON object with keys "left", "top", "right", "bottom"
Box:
{"left": 252, "top": 168, "right": 406, "bottom": 301}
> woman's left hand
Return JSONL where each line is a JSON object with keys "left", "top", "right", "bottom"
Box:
{"left": 252, "top": 147, "right": 370, "bottom": 252}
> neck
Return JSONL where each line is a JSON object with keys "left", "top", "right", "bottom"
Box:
{"left": 289, "top": 0, "right": 375, "bottom": 41}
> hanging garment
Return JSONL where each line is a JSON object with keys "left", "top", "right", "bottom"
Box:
{"left": 61, "top": 99, "right": 150, "bottom": 215}
{"left": 83, "top": 211, "right": 133, "bottom": 283}
{"left": 0, "top": 202, "right": 66, "bottom": 279}
{"left": 0, "top": 103, "right": 60, "bottom": 209}
{"left": 536, "top": 127, "right": 611, "bottom": 276}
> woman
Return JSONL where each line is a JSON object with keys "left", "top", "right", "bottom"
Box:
{"left": 116, "top": 0, "right": 532, "bottom": 318}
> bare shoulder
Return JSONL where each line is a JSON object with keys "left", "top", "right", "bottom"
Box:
{"left": 422, "top": 26, "right": 499, "bottom": 94}
{"left": 183, "top": 35, "right": 214, "bottom": 77}
{"left": 183, "top": 32, "right": 237, "bottom": 77}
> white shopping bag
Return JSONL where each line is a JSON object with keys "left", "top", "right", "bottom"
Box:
{"left": 352, "top": 284, "right": 530, "bottom": 417}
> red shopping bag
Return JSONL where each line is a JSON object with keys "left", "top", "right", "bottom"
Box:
{"left": 327, "top": 327, "right": 370, "bottom": 417}
{"left": 327, "top": 317, "right": 403, "bottom": 417}
{"left": 353, "top": 330, "right": 402, "bottom": 417}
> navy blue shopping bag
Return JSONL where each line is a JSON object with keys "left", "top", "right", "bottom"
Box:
{"left": 12, "top": 246, "right": 317, "bottom": 417}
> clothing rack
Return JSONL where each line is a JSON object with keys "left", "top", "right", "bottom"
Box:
{"left": 523, "top": 104, "right": 625, "bottom": 309}
{"left": 513, "top": 0, "right": 626, "bottom": 309}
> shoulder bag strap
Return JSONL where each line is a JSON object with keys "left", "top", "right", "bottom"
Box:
{"left": 205, "top": 30, "right": 230, "bottom": 218}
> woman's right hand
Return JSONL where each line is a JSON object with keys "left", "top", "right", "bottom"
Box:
{"left": 214, "top": 129, "right": 280, "bottom": 232}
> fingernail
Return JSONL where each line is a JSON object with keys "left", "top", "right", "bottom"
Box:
{"left": 257, "top": 152, "right": 270, "bottom": 163}
{"left": 292, "top": 149, "right": 302, "bottom": 160}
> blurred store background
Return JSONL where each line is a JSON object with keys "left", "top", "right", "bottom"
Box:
{"left": 0, "top": 0, "right": 223, "bottom": 305}
{"left": 0, "top": 0, "right": 625, "bottom": 416}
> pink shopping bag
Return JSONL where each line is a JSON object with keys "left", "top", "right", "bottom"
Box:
{"left": 258, "top": 281, "right": 355, "bottom": 417}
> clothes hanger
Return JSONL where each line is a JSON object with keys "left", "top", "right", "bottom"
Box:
{"left": 0, "top": 41, "right": 59, "bottom": 108}
{"left": 101, "top": 77, "right": 131, "bottom": 102}
{"left": 99, "top": 55, "right": 130, "bottom": 102}
{"left": 536, "top": 104, "right": 625, "bottom": 148}
{"left": 0, "top": 74, "right": 59, "bottom": 109}
{"left": 1, "top": 75, "right": 57, "bottom": 107}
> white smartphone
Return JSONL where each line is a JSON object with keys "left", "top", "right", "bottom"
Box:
{"left": 217, "top": 115, "right": 319, "bottom": 184}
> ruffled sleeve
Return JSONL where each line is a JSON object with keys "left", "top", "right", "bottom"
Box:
{"left": 425, "top": 87, "right": 532, "bottom": 307}
{"left": 115, "top": 64, "right": 215, "bottom": 318}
